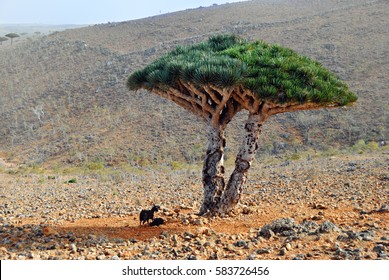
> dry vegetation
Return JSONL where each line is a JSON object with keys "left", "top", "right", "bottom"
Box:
{"left": 0, "top": 0, "right": 388, "bottom": 260}
{"left": 0, "top": 0, "right": 387, "bottom": 166}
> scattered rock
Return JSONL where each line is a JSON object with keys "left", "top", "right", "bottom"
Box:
{"left": 96, "top": 255, "right": 106, "bottom": 260}
{"left": 360, "top": 231, "right": 375, "bottom": 241}
{"left": 256, "top": 247, "right": 272, "bottom": 254}
{"left": 191, "top": 219, "right": 203, "bottom": 226}
{"left": 187, "top": 255, "right": 197, "bottom": 260}
{"left": 319, "top": 221, "right": 341, "bottom": 233}
{"left": 233, "top": 240, "right": 247, "bottom": 248}
{"left": 377, "top": 204, "right": 388, "bottom": 213}
{"left": 333, "top": 247, "right": 362, "bottom": 260}
{"left": 196, "top": 227, "right": 213, "bottom": 236}
{"left": 312, "top": 203, "right": 328, "bottom": 210}
{"left": 70, "top": 244, "right": 77, "bottom": 253}
{"left": 372, "top": 244, "right": 385, "bottom": 253}
{"left": 300, "top": 220, "right": 318, "bottom": 232}
{"left": 258, "top": 218, "right": 298, "bottom": 238}
{"left": 258, "top": 228, "right": 275, "bottom": 239}
{"left": 0, "top": 152, "right": 386, "bottom": 260}
{"left": 242, "top": 207, "right": 252, "bottom": 215}
{"left": 293, "top": 254, "right": 305, "bottom": 260}
{"left": 279, "top": 248, "right": 287, "bottom": 256}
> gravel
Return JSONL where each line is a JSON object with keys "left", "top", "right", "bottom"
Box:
{"left": 0, "top": 153, "right": 388, "bottom": 260}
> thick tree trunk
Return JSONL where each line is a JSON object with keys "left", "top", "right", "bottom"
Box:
{"left": 199, "top": 125, "right": 226, "bottom": 215}
{"left": 216, "top": 113, "right": 264, "bottom": 215}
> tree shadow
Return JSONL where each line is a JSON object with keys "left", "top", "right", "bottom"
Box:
{"left": 0, "top": 221, "right": 177, "bottom": 258}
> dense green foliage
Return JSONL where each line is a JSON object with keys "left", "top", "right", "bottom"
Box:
{"left": 128, "top": 34, "right": 357, "bottom": 106}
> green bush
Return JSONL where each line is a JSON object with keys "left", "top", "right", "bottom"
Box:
{"left": 66, "top": 178, "right": 77, "bottom": 184}
{"left": 366, "top": 141, "right": 379, "bottom": 150}
{"left": 86, "top": 161, "right": 104, "bottom": 170}
{"left": 351, "top": 139, "right": 379, "bottom": 154}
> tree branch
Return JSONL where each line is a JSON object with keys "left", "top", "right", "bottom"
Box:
{"left": 181, "top": 82, "right": 216, "bottom": 116}
{"left": 151, "top": 88, "right": 210, "bottom": 120}
{"left": 203, "top": 85, "right": 222, "bottom": 105}
{"left": 209, "top": 86, "right": 234, "bottom": 127}
{"left": 264, "top": 102, "right": 331, "bottom": 116}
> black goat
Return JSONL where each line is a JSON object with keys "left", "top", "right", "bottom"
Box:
{"left": 150, "top": 218, "right": 164, "bottom": 227}
{"left": 139, "top": 205, "right": 160, "bottom": 225}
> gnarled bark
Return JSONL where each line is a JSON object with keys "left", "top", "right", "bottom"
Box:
{"left": 199, "top": 125, "right": 226, "bottom": 215}
{"left": 216, "top": 113, "right": 265, "bottom": 215}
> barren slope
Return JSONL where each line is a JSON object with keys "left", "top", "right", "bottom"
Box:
{"left": 0, "top": 0, "right": 388, "bottom": 167}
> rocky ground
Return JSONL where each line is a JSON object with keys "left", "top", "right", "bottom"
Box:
{"left": 0, "top": 152, "right": 388, "bottom": 260}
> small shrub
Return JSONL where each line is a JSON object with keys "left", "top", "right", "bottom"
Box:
{"left": 351, "top": 139, "right": 379, "bottom": 154}
{"left": 290, "top": 153, "right": 301, "bottom": 160}
{"left": 366, "top": 141, "right": 379, "bottom": 150}
{"left": 171, "top": 161, "right": 184, "bottom": 170}
{"left": 86, "top": 161, "right": 104, "bottom": 170}
{"left": 66, "top": 178, "right": 77, "bottom": 184}
{"left": 352, "top": 139, "right": 366, "bottom": 153}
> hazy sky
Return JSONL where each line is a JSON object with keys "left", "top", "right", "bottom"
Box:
{"left": 0, "top": 0, "right": 246, "bottom": 25}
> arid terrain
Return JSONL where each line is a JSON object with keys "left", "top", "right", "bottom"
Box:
{"left": 0, "top": 0, "right": 388, "bottom": 166}
{"left": 0, "top": 0, "right": 388, "bottom": 260}
{"left": 0, "top": 152, "right": 388, "bottom": 260}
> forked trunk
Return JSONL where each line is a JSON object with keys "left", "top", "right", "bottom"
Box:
{"left": 216, "top": 113, "right": 264, "bottom": 215}
{"left": 199, "top": 125, "right": 226, "bottom": 215}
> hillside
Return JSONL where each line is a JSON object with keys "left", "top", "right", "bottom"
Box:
{"left": 0, "top": 24, "right": 86, "bottom": 37}
{"left": 0, "top": 0, "right": 388, "bottom": 167}
{"left": 0, "top": 0, "right": 388, "bottom": 262}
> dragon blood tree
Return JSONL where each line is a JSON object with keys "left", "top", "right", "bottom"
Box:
{"left": 127, "top": 34, "right": 357, "bottom": 216}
